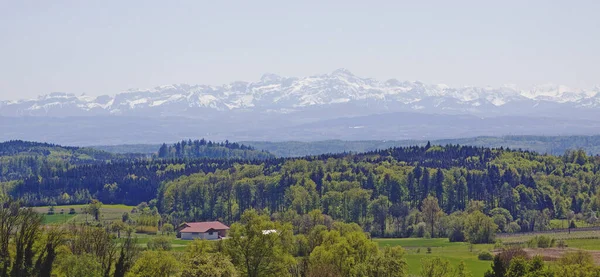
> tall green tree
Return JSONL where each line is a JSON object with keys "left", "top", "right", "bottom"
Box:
{"left": 225, "top": 209, "right": 294, "bottom": 277}
{"left": 369, "top": 196, "right": 391, "bottom": 236}
{"left": 421, "top": 196, "right": 442, "bottom": 238}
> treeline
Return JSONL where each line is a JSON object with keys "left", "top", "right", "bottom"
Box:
{"left": 0, "top": 200, "right": 451, "bottom": 277}
{"left": 243, "top": 135, "right": 600, "bottom": 157}
{"left": 3, "top": 143, "right": 600, "bottom": 240}
{"left": 156, "top": 139, "right": 273, "bottom": 160}
{"left": 1, "top": 200, "right": 597, "bottom": 277}
{"left": 158, "top": 145, "right": 600, "bottom": 239}
{"left": 8, "top": 158, "right": 270, "bottom": 206}
{"left": 0, "top": 140, "right": 139, "bottom": 182}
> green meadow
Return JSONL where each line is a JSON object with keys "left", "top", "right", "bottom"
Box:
{"left": 33, "top": 204, "right": 136, "bottom": 224}
{"left": 375, "top": 235, "right": 600, "bottom": 276}
{"left": 375, "top": 238, "right": 494, "bottom": 276}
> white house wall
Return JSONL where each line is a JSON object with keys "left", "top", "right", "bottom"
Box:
{"left": 180, "top": 232, "right": 220, "bottom": 240}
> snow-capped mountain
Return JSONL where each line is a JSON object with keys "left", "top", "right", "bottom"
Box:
{"left": 2, "top": 69, "right": 599, "bottom": 117}
{"left": 2, "top": 69, "right": 600, "bottom": 145}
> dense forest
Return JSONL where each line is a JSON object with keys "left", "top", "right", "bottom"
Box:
{"left": 3, "top": 140, "right": 600, "bottom": 276}
{"left": 0, "top": 140, "right": 138, "bottom": 182}
{"left": 0, "top": 139, "right": 271, "bottom": 184}
{"left": 3, "top": 140, "right": 600, "bottom": 240}
{"left": 155, "top": 139, "right": 273, "bottom": 160}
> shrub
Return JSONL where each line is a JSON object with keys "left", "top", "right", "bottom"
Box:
{"left": 497, "top": 247, "right": 527, "bottom": 265}
{"left": 427, "top": 247, "right": 432, "bottom": 254}
{"left": 69, "top": 208, "right": 76, "bottom": 214}
{"left": 569, "top": 220, "right": 577, "bottom": 229}
{"left": 465, "top": 211, "right": 497, "bottom": 244}
{"left": 136, "top": 225, "right": 158, "bottom": 234}
{"left": 506, "top": 222, "right": 521, "bottom": 233}
{"left": 162, "top": 223, "right": 174, "bottom": 235}
{"left": 448, "top": 228, "right": 466, "bottom": 242}
{"left": 147, "top": 236, "right": 172, "bottom": 251}
{"left": 558, "top": 250, "right": 593, "bottom": 266}
{"left": 557, "top": 240, "right": 568, "bottom": 248}
{"left": 47, "top": 206, "right": 55, "bottom": 215}
{"left": 527, "top": 236, "right": 555, "bottom": 248}
{"left": 494, "top": 240, "right": 504, "bottom": 250}
{"left": 536, "top": 236, "right": 555, "bottom": 248}
{"left": 478, "top": 251, "right": 494, "bottom": 261}
{"left": 416, "top": 222, "right": 427, "bottom": 238}
{"left": 404, "top": 225, "right": 414, "bottom": 238}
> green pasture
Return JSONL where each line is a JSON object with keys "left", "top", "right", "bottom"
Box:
{"left": 32, "top": 204, "right": 136, "bottom": 224}
{"left": 375, "top": 235, "right": 600, "bottom": 276}
{"left": 375, "top": 238, "right": 494, "bottom": 276}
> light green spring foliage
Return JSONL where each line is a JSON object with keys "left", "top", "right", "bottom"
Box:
{"left": 464, "top": 211, "right": 498, "bottom": 244}
{"left": 455, "top": 261, "right": 472, "bottom": 277}
{"left": 421, "top": 257, "right": 452, "bottom": 277}
{"left": 161, "top": 223, "right": 174, "bottom": 235}
{"left": 181, "top": 252, "right": 238, "bottom": 277}
{"left": 54, "top": 253, "right": 103, "bottom": 277}
{"left": 181, "top": 239, "right": 238, "bottom": 277}
{"left": 146, "top": 236, "right": 172, "bottom": 251}
{"left": 505, "top": 257, "right": 529, "bottom": 277}
{"left": 485, "top": 250, "right": 596, "bottom": 277}
{"left": 127, "top": 251, "right": 181, "bottom": 277}
{"left": 308, "top": 229, "right": 407, "bottom": 277}
{"left": 225, "top": 209, "right": 296, "bottom": 277}
{"left": 367, "top": 246, "right": 409, "bottom": 277}
{"left": 553, "top": 251, "right": 600, "bottom": 277}
{"left": 421, "top": 258, "right": 474, "bottom": 277}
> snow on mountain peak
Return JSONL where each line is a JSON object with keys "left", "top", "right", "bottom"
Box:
{"left": 2, "top": 70, "right": 599, "bottom": 117}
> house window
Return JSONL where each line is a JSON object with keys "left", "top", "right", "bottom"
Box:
{"left": 208, "top": 231, "right": 214, "bottom": 235}
{"left": 192, "top": 232, "right": 199, "bottom": 235}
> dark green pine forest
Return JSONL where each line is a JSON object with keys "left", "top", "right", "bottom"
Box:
{"left": 1, "top": 139, "right": 599, "bottom": 239}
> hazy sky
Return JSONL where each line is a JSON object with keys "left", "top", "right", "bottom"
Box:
{"left": 1, "top": 0, "right": 599, "bottom": 100}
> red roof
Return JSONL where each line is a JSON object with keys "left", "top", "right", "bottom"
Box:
{"left": 179, "top": 221, "right": 230, "bottom": 233}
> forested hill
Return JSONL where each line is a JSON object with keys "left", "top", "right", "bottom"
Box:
{"left": 4, "top": 142, "right": 600, "bottom": 238}
{"left": 155, "top": 139, "right": 274, "bottom": 160}
{"left": 0, "top": 140, "right": 138, "bottom": 182}
{"left": 0, "top": 140, "right": 122, "bottom": 159}
{"left": 243, "top": 135, "right": 600, "bottom": 157}
{"left": 91, "top": 135, "right": 600, "bottom": 157}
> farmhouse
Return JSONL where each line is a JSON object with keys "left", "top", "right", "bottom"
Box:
{"left": 177, "top": 221, "right": 229, "bottom": 240}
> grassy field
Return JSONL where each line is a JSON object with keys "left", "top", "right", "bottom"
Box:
{"left": 32, "top": 204, "right": 135, "bottom": 224}
{"left": 42, "top": 213, "right": 77, "bottom": 224}
{"left": 549, "top": 219, "right": 595, "bottom": 229}
{"left": 498, "top": 230, "right": 600, "bottom": 244}
{"left": 375, "top": 238, "right": 494, "bottom": 276}
{"left": 375, "top": 235, "right": 600, "bottom": 277}
{"left": 560, "top": 239, "right": 600, "bottom": 250}
{"left": 114, "top": 234, "right": 194, "bottom": 250}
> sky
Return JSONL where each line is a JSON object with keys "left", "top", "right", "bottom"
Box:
{"left": 1, "top": 0, "right": 599, "bottom": 100}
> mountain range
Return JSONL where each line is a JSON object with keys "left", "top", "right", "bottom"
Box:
{"left": 1, "top": 69, "right": 600, "bottom": 145}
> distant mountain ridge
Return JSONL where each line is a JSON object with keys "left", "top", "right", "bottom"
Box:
{"left": 2, "top": 69, "right": 600, "bottom": 118}
{"left": 2, "top": 69, "right": 600, "bottom": 144}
